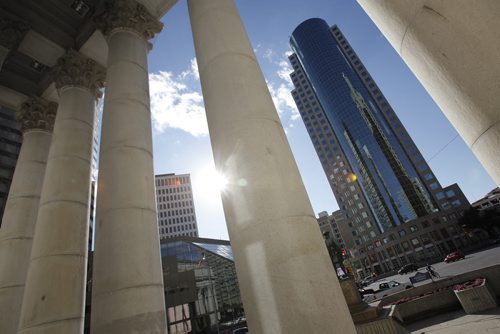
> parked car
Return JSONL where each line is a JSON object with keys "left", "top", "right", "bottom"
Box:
{"left": 232, "top": 327, "right": 248, "bottom": 334}
{"left": 398, "top": 263, "right": 418, "bottom": 274}
{"left": 361, "top": 280, "right": 412, "bottom": 302}
{"left": 444, "top": 251, "right": 465, "bottom": 263}
{"left": 359, "top": 276, "right": 373, "bottom": 287}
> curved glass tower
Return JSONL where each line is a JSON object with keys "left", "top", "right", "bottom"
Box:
{"left": 290, "top": 18, "right": 438, "bottom": 232}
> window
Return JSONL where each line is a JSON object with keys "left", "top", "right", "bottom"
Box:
{"left": 399, "top": 229, "right": 406, "bottom": 237}
{"left": 436, "top": 192, "right": 445, "bottom": 200}
{"left": 429, "top": 182, "right": 439, "bottom": 190}
{"left": 411, "top": 238, "right": 420, "bottom": 246}
{"left": 409, "top": 225, "right": 418, "bottom": 233}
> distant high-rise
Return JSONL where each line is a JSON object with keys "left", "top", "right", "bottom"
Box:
{"left": 155, "top": 173, "right": 199, "bottom": 239}
{"left": 290, "top": 19, "right": 472, "bottom": 276}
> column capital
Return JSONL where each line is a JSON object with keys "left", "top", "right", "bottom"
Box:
{"left": 16, "top": 96, "right": 57, "bottom": 133}
{"left": 0, "top": 17, "right": 30, "bottom": 49}
{"left": 52, "top": 50, "right": 106, "bottom": 98}
{"left": 95, "top": 0, "right": 163, "bottom": 42}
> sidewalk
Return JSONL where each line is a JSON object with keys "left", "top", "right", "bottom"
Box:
{"left": 406, "top": 306, "right": 500, "bottom": 333}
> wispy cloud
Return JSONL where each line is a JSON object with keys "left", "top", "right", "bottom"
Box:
{"left": 263, "top": 51, "right": 300, "bottom": 121}
{"left": 149, "top": 50, "right": 300, "bottom": 137}
{"left": 149, "top": 58, "right": 208, "bottom": 137}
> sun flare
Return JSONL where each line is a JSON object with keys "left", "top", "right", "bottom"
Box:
{"left": 194, "top": 165, "right": 229, "bottom": 202}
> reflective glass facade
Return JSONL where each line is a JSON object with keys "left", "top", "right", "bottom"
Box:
{"left": 290, "top": 19, "right": 437, "bottom": 232}
{"left": 161, "top": 238, "right": 244, "bottom": 333}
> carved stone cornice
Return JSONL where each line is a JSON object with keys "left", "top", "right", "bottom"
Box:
{"left": 52, "top": 50, "right": 106, "bottom": 98}
{"left": 0, "top": 17, "right": 30, "bottom": 50}
{"left": 94, "top": 0, "right": 163, "bottom": 42}
{"left": 16, "top": 96, "right": 57, "bottom": 133}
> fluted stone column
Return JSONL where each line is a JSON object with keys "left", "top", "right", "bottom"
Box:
{"left": 18, "top": 51, "right": 104, "bottom": 334}
{"left": 0, "top": 97, "right": 56, "bottom": 334}
{"left": 188, "top": 1, "right": 356, "bottom": 333}
{"left": 91, "top": 1, "right": 166, "bottom": 333}
{"left": 356, "top": 0, "right": 500, "bottom": 185}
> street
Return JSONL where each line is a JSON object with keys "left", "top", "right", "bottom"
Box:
{"left": 365, "top": 245, "right": 500, "bottom": 291}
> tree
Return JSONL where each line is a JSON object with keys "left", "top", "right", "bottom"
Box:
{"left": 459, "top": 206, "right": 500, "bottom": 238}
{"left": 322, "top": 231, "right": 345, "bottom": 274}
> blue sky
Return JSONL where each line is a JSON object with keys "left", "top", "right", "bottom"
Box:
{"left": 147, "top": 0, "right": 495, "bottom": 240}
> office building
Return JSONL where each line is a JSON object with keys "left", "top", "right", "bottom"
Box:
{"left": 317, "top": 210, "right": 353, "bottom": 252}
{"left": 290, "top": 19, "right": 472, "bottom": 276}
{"left": 161, "top": 236, "right": 245, "bottom": 333}
{"left": 472, "top": 187, "right": 500, "bottom": 211}
{"left": 155, "top": 173, "right": 199, "bottom": 239}
{"left": 0, "top": 107, "right": 22, "bottom": 225}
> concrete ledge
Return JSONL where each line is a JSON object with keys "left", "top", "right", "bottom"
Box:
{"left": 356, "top": 314, "right": 408, "bottom": 334}
{"left": 454, "top": 279, "right": 497, "bottom": 314}
{"left": 390, "top": 288, "right": 459, "bottom": 323}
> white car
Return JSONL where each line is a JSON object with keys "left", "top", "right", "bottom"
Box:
{"left": 362, "top": 280, "right": 412, "bottom": 302}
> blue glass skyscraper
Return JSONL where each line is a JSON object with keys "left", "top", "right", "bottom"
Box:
{"left": 292, "top": 20, "right": 471, "bottom": 241}
{"left": 289, "top": 19, "right": 472, "bottom": 275}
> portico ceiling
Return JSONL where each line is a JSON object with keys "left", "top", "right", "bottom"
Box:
{"left": 0, "top": 0, "right": 177, "bottom": 108}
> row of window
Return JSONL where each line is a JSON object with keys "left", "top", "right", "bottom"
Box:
{"left": 157, "top": 186, "right": 191, "bottom": 195}
{"left": 155, "top": 176, "right": 190, "bottom": 187}
{"left": 159, "top": 216, "right": 196, "bottom": 226}
{"left": 158, "top": 207, "right": 194, "bottom": 217}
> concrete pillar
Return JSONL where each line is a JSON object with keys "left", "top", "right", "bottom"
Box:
{"left": 0, "top": 97, "right": 56, "bottom": 334}
{"left": 18, "top": 50, "right": 104, "bottom": 334}
{"left": 91, "top": 1, "right": 166, "bottom": 333}
{"left": 356, "top": 0, "right": 500, "bottom": 185}
{"left": 188, "top": 1, "right": 356, "bottom": 332}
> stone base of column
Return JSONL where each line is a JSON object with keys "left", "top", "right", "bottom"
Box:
{"left": 339, "top": 278, "right": 408, "bottom": 332}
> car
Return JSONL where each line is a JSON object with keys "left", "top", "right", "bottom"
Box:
{"left": 398, "top": 263, "right": 418, "bottom": 275}
{"left": 361, "top": 280, "right": 412, "bottom": 302}
{"left": 232, "top": 327, "right": 248, "bottom": 334}
{"left": 359, "top": 277, "right": 373, "bottom": 287}
{"left": 444, "top": 251, "right": 465, "bottom": 263}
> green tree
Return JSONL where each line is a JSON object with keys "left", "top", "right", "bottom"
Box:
{"left": 459, "top": 206, "right": 500, "bottom": 238}
{"left": 322, "top": 231, "right": 345, "bottom": 273}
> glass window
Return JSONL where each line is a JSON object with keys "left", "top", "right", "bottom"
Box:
{"left": 409, "top": 225, "right": 418, "bottom": 233}
{"left": 411, "top": 238, "right": 420, "bottom": 246}
{"left": 436, "top": 192, "right": 445, "bottom": 200}
{"left": 398, "top": 229, "right": 406, "bottom": 237}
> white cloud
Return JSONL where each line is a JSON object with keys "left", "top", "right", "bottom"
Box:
{"left": 263, "top": 48, "right": 275, "bottom": 62}
{"left": 149, "top": 51, "right": 301, "bottom": 138}
{"left": 149, "top": 64, "right": 208, "bottom": 137}
{"left": 265, "top": 52, "right": 300, "bottom": 121}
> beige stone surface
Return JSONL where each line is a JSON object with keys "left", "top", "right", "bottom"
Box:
{"left": 18, "top": 87, "right": 96, "bottom": 334}
{"left": 188, "top": 0, "right": 357, "bottom": 333}
{"left": 90, "top": 26, "right": 166, "bottom": 334}
{"left": 356, "top": 0, "right": 500, "bottom": 185}
{"left": 0, "top": 130, "right": 51, "bottom": 334}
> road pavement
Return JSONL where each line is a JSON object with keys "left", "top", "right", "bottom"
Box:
{"left": 364, "top": 245, "right": 500, "bottom": 292}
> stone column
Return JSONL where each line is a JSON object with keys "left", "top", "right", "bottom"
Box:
{"left": 188, "top": 1, "right": 356, "bottom": 333}
{"left": 18, "top": 50, "right": 104, "bottom": 334}
{"left": 356, "top": 0, "right": 500, "bottom": 185}
{"left": 91, "top": 1, "right": 166, "bottom": 333}
{"left": 0, "top": 97, "right": 56, "bottom": 334}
